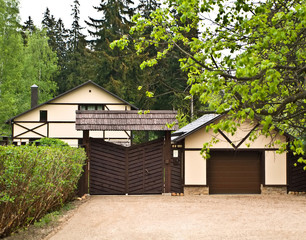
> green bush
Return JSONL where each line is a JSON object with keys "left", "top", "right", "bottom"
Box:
{"left": 0, "top": 145, "right": 86, "bottom": 238}
{"left": 34, "top": 138, "right": 69, "bottom": 147}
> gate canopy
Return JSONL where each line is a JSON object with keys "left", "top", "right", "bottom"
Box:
{"left": 76, "top": 110, "right": 178, "bottom": 131}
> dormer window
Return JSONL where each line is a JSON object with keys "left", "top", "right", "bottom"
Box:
{"left": 79, "top": 104, "right": 104, "bottom": 110}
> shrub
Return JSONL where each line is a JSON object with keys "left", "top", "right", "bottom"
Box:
{"left": 34, "top": 138, "right": 69, "bottom": 147}
{"left": 0, "top": 145, "right": 86, "bottom": 238}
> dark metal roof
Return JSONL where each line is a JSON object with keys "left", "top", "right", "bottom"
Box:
{"left": 76, "top": 110, "right": 178, "bottom": 131}
{"left": 6, "top": 80, "right": 138, "bottom": 123}
{"left": 171, "top": 114, "right": 223, "bottom": 143}
{"left": 172, "top": 113, "right": 294, "bottom": 143}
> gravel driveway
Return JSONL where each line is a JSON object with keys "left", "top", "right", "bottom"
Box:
{"left": 45, "top": 194, "right": 306, "bottom": 240}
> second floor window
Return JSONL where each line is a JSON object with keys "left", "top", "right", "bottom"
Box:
{"left": 79, "top": 104, "right": 104, "bottom": 110}
{"left": 40, "top": 110, "right": 47, "bottom": 122}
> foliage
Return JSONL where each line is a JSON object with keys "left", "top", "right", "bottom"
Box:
{"left": 0, "top": 1, "right": 58, "bottom": 135}
{"left": 112, "top": 0, "right": 306, "bottom": 158}
{"left": 0, "top": 145, "right": 86, "bottom": 238}
{"left": 85, "top": 0, "right": 142, "bottom": 106}
{"left": 0, "top": 0, "right": 24, "bottom": 134}
{"left": 34, "top": 138, "right": 69, "bottom": 147}
{"left": 22, "top": 29, "right": 58, "bottom": 104}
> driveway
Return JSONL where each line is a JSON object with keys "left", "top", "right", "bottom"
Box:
{"left": 45, "top": 194, "right": 306, "bottom": 240}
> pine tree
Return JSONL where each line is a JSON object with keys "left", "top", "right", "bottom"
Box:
{"left": 42, "top": 8, "right": 69, "bottom": 94}
{"left": 85, "top": 0, "right": 136, "bottom": 97}
{"left": 23, "top": 16, "right": 35, "bottom": 32}
{"left": 64, "top": 0, "right": 93, "bottom": 92}
{"left": 42, "top": 8, "right": 57, "bottom": 50}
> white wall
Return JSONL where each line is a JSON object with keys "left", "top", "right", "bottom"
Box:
{"left": 265, "top": 151, "right": 287, "bottom": 185}
{"left": 185, "top": 151, "right": 207, "bottom": 185}
{"left": 12, "top": 82, "right": 131, "bottom": 145}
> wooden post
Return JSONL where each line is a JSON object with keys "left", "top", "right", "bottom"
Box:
{"left": 77, "top": 130, "right": 90, "bottom": 196}
{"left": 164, "top": 131, "right": 171, "bottom": 193}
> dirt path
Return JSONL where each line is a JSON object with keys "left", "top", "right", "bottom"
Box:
{"left": 45, "top": 194, "right": 306, "bottom": 240}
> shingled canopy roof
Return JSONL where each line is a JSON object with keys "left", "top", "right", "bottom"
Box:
{"left": 76, "top": 110, "right": 178, "bottom": 131}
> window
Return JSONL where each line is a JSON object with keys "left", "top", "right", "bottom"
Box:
{"left": 40, "top": 110, "right": 47, "bottom": 122}
{"left": 79, "top": 104, "right": 104, "bottom": 110}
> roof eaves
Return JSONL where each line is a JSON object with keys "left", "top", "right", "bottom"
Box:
{"left": 172, "top": 114, "right": 224, "bottom": 143}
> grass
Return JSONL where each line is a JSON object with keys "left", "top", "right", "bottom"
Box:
{"left": 33, "top": 202, "right": 74, "bottom": 228}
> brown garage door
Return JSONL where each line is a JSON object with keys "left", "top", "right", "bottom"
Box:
{"left": 208, "top": 151, "right": 261, "bottom": 194}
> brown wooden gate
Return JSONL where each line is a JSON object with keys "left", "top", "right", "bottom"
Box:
{"left": 89, "top": 138, "right": 164, "bottom": 195}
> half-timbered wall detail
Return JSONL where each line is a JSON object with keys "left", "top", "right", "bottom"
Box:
{"left": 9, "top": 81, "right": 135, "bottom": 146}
{"left": 181, "top": 117, "right": 287, "bottom": 187}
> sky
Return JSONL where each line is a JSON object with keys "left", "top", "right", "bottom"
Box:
{"left": 19, "top": 0, "right": 101, "bottom": 29}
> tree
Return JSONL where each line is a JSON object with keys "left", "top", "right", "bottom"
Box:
{"left": 42, "top": 8, "right": 57, "bottom": 50}
{"left": 64, "top": 0, "right": 92, "bottom": 92}
{"left": 21, "top": 16, "right": 37, "bottom": 44}
{"left": 85, "top": 0, "right": 136, "bottom": 98}
{"left": 42, "top": 8, "right": 69, "bottom": 94}
{"left": 22, "top": 30, "right": 58, "bottom": 105}
{"left": 112, "top": 0, "right": 306, "bottom": 159}
{"left": 0, "top": 1, "right": 58, "bottom": 135}
{"left": 0, "top": 0, "right": 24, "bottom": 134}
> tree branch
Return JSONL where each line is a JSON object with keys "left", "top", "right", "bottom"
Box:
{"left": 260, "top": 90, "right": 306, "bottom": 116}
{"left": 172, "top": 41, "right": 266, "bottom": 81}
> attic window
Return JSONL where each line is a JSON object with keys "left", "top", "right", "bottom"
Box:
{"left": 79, "top": 104, "right": 104, "bottom": 110}
{"left": 40, "top": 110, "right": 47, "bottom": 122}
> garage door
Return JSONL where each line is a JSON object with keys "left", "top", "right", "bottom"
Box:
{"left": 208, "top": 151, "right": 261, "bottom": 194}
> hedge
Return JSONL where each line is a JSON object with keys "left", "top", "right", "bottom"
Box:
{"left": 0, "top": 145, "right": 86, "bottom": 237}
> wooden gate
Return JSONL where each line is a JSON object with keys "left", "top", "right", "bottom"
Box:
{"left": 89, "top": 138, "right": 164, "bottom": 195}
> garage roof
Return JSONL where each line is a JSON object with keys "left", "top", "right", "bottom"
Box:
{"left": 172, "top": 113, "right": 295, "bottom": 143}
{"left": 171, "top": 114, "right": 222, "bottom": 143}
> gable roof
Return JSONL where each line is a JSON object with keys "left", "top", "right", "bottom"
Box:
{"left": 172, "top": 114, "right": 222, "bottom": 143}
{"left": 172, "top": 113, "right": 295, "bottom": 143}
{"left": 6, "top": 80, "right": 138, "bottom": 123}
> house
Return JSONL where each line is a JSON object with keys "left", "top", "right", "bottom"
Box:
{"left": 172, "top": 114, "right": 291, "bottom": 195}
{"left": 7, "top": 81, "right": 137, "bottom": 147}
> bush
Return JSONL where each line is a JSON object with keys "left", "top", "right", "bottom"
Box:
{"left": 34, "top": 138, "right": 69, "bottom": 147}
{"left": 0, "top": 145, "right": 86, "bottom": 238}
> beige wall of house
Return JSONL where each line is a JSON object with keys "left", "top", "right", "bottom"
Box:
{"left": 12, "top": 82, "right": 132, "bottom": 146}
{"left": 185, "top": 151, "right": 207, "bottom": 185}
{"left": 265, "top": 151, "right": 287, "bottom": 185}
{"left": 51, "top": 84, "right": 124, "bottom": 104}
{"left": 184, "top": 118, "right": 287, "bottom": 186}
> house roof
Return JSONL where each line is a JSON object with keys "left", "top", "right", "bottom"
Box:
{"left": 172, "top": 114, "right": 222, "bottom": 143}
{"left": 76, "top": 110, "right": 178, "bottom": 131}
{"left": 6, "top": 80, "right": 138, "bottom": 123}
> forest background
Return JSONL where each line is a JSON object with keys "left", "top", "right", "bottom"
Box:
{"left": 0, "top": 0, "right": 197, "bottom": 137}
{"left": 0, "top": 0, "right": 305, "bottom": 158}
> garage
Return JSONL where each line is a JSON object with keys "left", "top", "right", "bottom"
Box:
{"left": 208, "top": 151, "right": 262, "bottom": 194}
{"left": 171, "top": 113, "right": 289, "bottom": 195}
